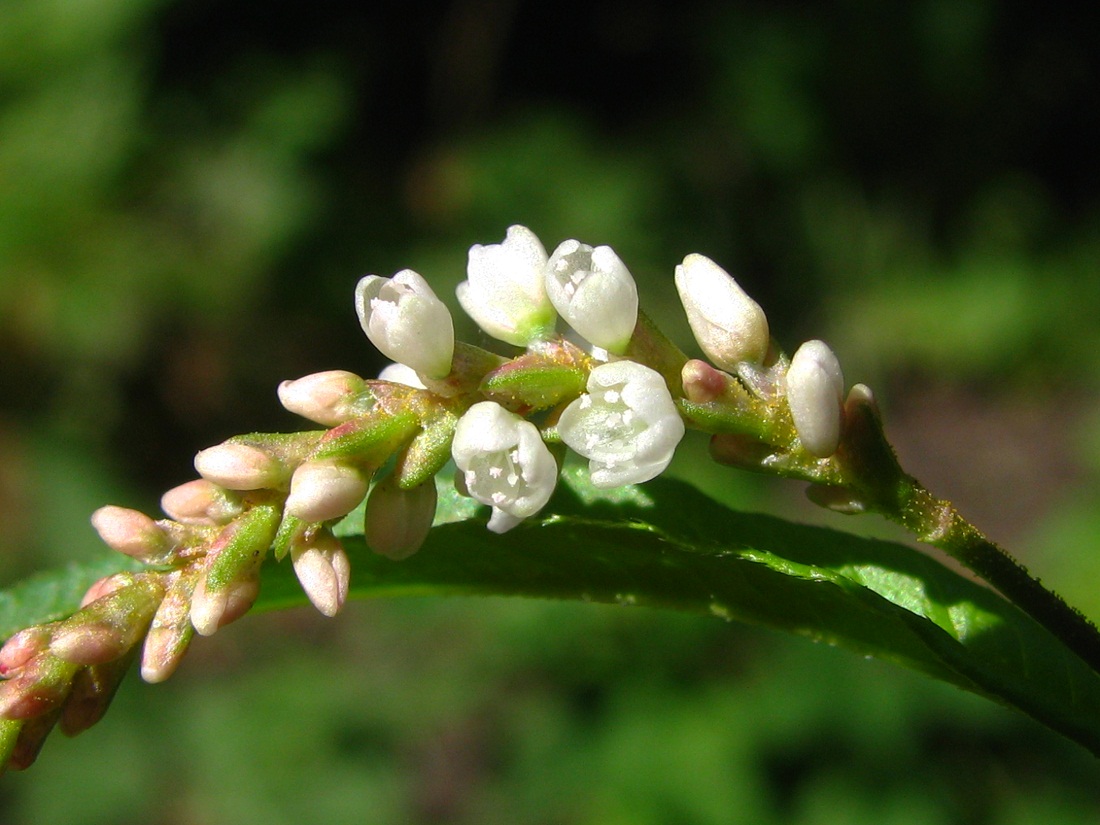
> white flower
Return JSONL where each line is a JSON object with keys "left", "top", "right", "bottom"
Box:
{"left": 558, "top": 361, "right": 685, "bottom": 487}
{"left": 675, "top": 253, "right": 770, "bottom": 368}
{"left": 545, "top": 240, "right": 638, "bottom": 354}
{"left": 451, "top": 401, "right": 557, "bottom": 533}
{"left": 355, "top": 269, "right": 454, "bottom": 379}
{"left": 786, "top": 340, "right": 845, "bottom": 458}
{"left": 458, "top": 225, "right": 556, "bottom": 346}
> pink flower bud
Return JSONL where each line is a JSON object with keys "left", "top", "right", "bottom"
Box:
{"left": 5, "top": 713, "right": 56, "bottom": 772}
{"left": 80, "top": 573, "right": 135, "bottom": 608}
{"left": 51, "top": 576, "right": 164, "bottom": 666}
{"left": 189, "top": 575, "right": 260, "bottom": 637}
{"left": 291, "top": 531, "right": 350, "bottom": 618}
{"left": 90, "top": 506, "right": 170, "bottom": 561}
{"left": 681, "top": 359, "right": 729, "bottom": 404}
{"left": 0, "top": 655, "right": 78, "bottom": 720}
{"left": 278, "top": 370, "right": 368, "bottom": 426}
{"left": 0, "top": 627, "right": 53, "bottom": 677}
{"left": 160, "top": 479, "right": 242, "bottom": 525}
{"left": 194, "top": 442, "right": 285, "bottom": 491}
{"left": 140, "top": 574, "right": 196, "bottom": 683}
{"left": 285, "top": 459, "right": 370, "bottom": 523}
{"left": 59, "top": 657, "right": 131, "bottom": 737}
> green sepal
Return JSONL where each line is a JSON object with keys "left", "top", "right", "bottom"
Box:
{"left": 205, "top": 504, "right": 281, "bottom": 592}
{"left": 272, "top": 513, "right": 307, "bottom": 562}
{"left": 394, "top": 410, "right": 458, "bottom": 489}
{"left": 479, "top": 341, "right": 589, "bottom": 413}
{"left": 313, "top": 409, "right": 421, "bottom": 465}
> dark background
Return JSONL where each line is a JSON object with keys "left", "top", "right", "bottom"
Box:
{"left": 1, "top": 1, "right": 1099, "bottom": 821}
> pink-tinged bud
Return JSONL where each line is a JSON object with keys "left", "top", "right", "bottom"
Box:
{"left": 291, "top": 531, "right": 350, "bottom": 618}
{"left": 190, "top": 575, "right": 260, "bottom": 637}
{"left": 278, "top": 370, "right": 369, "bottom": 426}
{"left": 285, "top": 459, "right": 370, "bottom": 523}
{"left": 51, "top": 576, "right": 164, "bottom": 666}
{"left": 80, "top": 573, "right": 135, "bottom": 608}
{"left": 141, "top": 574, "right": 196, "bottom": 683}
{"left": 5, "top": 711, "right": 58, "bottom": 772}
{"left": 161, "top": 479, "right": 243, "bottom": 525}
{"left": 59, "top": 655, "right": 132, "bottom": 737}
{"left": 365, "top": 475, "right": 436, "bottom": 560}
{"left": 681, "top": 359, "right": 729, "bottom": 404}
{"left": 0, "top": 656, "right": 79, "bottom": 720}
{"left": 90, "top": 506, "right": 171, "bottom": 561}
{"left": 0, "top": 627, "right": 53, "bottom": 677}
{"left": 194, "top": 442, "right": 285, "bottom": 491}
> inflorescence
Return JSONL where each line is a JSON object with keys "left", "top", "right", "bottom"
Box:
{"left": 0, "top": 225, "right": 878, "bottom": 772}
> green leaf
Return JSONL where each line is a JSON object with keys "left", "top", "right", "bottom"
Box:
{"left": 0, "top": 555, "right": 142, "bottom": 640}
{"left": 4, "top": 468, "right": 1100, "bottom": 756}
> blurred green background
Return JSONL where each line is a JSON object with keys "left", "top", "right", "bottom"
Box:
{"left": 2, "top": 0, "right": 1100, "bottom": 821}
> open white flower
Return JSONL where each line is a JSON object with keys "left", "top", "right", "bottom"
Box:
{"left": 458, "top": 225, "right": 556, "bottom": 346}
{"left": 558, "top": 361, "right": 685, "bottom": 487}
{"left": 675, "top": 253, "right": 770, "bottom": 368}
{"left": 786, "top": 339, "right": 845, "bottom": 458}
{"left": 355, "top": 269, "right": 454, "bottom": 379}
{"left": 451, "top": 401, "right": 557, "bottom": 533}
{"left": 545, "top": 240, "right": 638, "bottom": 354}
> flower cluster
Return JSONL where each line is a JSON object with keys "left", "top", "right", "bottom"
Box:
{"left": 1, "top": 224, "right": 863, "bottom": 773}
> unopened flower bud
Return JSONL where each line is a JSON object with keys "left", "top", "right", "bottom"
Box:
{"left": 278, "top": 370, "right": 369, "bottom": 426}
{"left": 291, "top": 531, "right": 351, "bottom": 617}
{"left": 545, "top": 240, "right": 638, "bottom": 354}
{"left": 194, "top": 442, "right": 285, "bottom": 491}
{"left": 189, "top": 575, "right": 260, "bottom": 637}
{"left": 458, "top": 225, "right": 556, "bottom": 346}
{"left": 50, "top": 576, "right": 163, "bottom": 666}
{"left": 0, "top": 655, "right": 79, "bottom": 720}
{"left": 786, "top": 340, "right": 845, "bottom": 458}
{"left": 558, "top": 360, "right": 686, "bottom": 488}
{"left": 80, "top": 573, "right": 135, "bottom": 608}
{"left": 190, "top": 504, "right": 280, "bottom": 636}
{"left": 59, "top": 655, "right": 132, "bottom": 737}
{"left": 90, "top": 506, "right": 171, "bottom": 561}
{"left": 0, "top": 627, "right": 53, "bottom": 677}
{"left": 141, "top": 574, "right": 197, "bottom": 683}
{"left": 452, "top": 401, "right": 558, "bottom": 533}
{"left": 161, "top": 479, "right": 243, "bottom": 525}
{"left": 285, "top": 459, "right": 370, "bottom": 523}
{"left": 365, "top": 475, "right": 437, "bottom": 560}
{"left": 681, "top": 359, "right": 730, "bottom": 404}
{"left": 355, "top": 269, "right": 455, "bottom": 379}
{"left": 5, "top": 712, "right": 58, "bottom": 772}
{"left": 675, "top": 253, "right": 769, "bottom": 368}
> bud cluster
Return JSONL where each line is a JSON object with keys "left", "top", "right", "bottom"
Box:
{"left": 2, "top": 224, "right": 867, "bottom": 773}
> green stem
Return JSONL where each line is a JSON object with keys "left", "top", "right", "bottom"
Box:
{"left": 842, "top": 388, "right": 1100, "bottom": 675}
